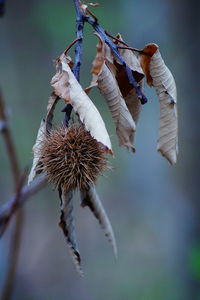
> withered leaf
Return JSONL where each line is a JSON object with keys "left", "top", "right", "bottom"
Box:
{"left": 28, "top": 93, "right": 60, "bottom": 185}
{"left": 81, "top": 185, "right": 117, "bottom": 259}
{"left": 45, "top": 92, "right": 60, "bottom": 132}
{"left": 51, "top": 53, "right": 112, "bottom": 153}
{"left": 114, "top": 34, "right": 145, "bottom": 130}
{"left": 140, "top": 44, "right": 178, "bottom": 165}
{"left": 124, "top": 79, "right": 144, "bottom": 125}
{"left": 59, "top": 188, "right": 83, "bottom": 276}
{"left": 114, "top": 34, "right": 144, "bottom": 98}
{"left": 88, "top": 34, "right": 136, "bottom": 150}
{"left": 28, "top": 119, "right": 45, "bottom": 185}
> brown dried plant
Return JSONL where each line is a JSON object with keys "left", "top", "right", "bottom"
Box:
{"left": 0, "top": 0, "right": 178, "bottom": 279}
{"left": 27, "top": 1, "right": 178, "bottom": 274}
{"left": 37, "top": 125, "right": 109, "bottom": 191}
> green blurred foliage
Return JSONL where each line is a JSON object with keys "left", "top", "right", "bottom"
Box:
{"left": 190, "top": 244, "right": 200, "bottom": 280}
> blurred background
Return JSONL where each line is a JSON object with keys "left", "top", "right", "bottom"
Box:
{"left": 0, "top": 0, "right": 200, "bottom": 299}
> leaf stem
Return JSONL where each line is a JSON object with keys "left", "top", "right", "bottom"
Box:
{"left": 64, "top": 37, "right": 82, "bottom": 55}
{"left": 105, "top": 31, "right": 129, "bottom": 47}
{"left": 117, "top": 45, "right": 151, "bottom": 56}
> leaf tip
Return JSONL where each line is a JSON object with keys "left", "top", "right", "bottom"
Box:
{"left": 157, "top": 148, "right": 177, "bottom": 165}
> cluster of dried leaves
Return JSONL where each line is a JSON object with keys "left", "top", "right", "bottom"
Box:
{"left": 86, "top": 34, "right": 178, "bottom": 163}
{"left": 28, "top": 31, "right": 178, "bottom": 275}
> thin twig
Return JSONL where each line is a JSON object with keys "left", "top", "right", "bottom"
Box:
{"left": 105, "top": 31, "right": 150, "bottom": 55}
{"left": 87, "top": 3, "right": 100, "bottom": 8}
{"left": 0, "top": 92, "right": 20, "bottom": 185}
{"left": 0, "top": 90, "right": 25, "bottom": 300}
{"left": 64, "top": 37, "right": 81, "bottom": 55}
{"left": 86, "top": 7, "right": 98, "bottom": 22}
{"left": 0, "top": 175, "right": 47, "bottom": 237}
{"left": 117, "top": 45, "right": 151, "bottom": 56}
{"left": 105, "top": 31, "right": 129, "bottom": 47}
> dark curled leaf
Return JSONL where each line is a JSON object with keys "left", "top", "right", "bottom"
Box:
{"left": 59, "top": 188, "right": 83, "bottom": 276}
{"left": 80, "top": 185, "right": 117, "bottom": 259}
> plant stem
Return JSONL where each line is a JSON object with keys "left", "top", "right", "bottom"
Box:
{"left": 117, "top": 45, "right": 151, "bottom": 56}
{"left": 0, "top": 90, "right": 24, "bottom": 300}
{"left": 62, "top": 0, "right": 85, "bottom": 124}
{"left": 0, "top": 175, "right": 47, "bottom": 237}
{"left": 72, "top": 0, "right": 84, "bottom": 82}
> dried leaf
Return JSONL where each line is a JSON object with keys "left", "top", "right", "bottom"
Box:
{"left": 140, "top": 44, "right": 178, "bottom": 164}
{"left": 80, "top": 185, "right": 117, "bottom": 259}
{"left": 98, "top": 64, "right": 136, "bottom": 149}
{"left": 114, "top": 34, "right": 145, "bottom": 129}
{"left": 51, "top": 53, "right": 112, "bottom": 153}
{"left": 59, "top": 188, "right": 83, "bottom": 276}
{"left": 28, "top": 119, "right": 45, "bottom": 185}
{"left": 45, "top": 92, "right": 60, "bottom": 132}
{"left": 114, "top": 34, "right": 144, "bottom": 98}
{"left": 88, "top": 35, "right": 136, "bottom": 150}
{"left": 124, "top": 79, "right": 144, "bottom": 125}
{"left": 28, "top": 91, "right": 60, "bottom": 184}
{"left": 139, "top": 44, "right": 158, "bottom": 86}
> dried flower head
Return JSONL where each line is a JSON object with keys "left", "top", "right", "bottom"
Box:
{"left": 37, "top": 125, "right": 108, "bottom": 191}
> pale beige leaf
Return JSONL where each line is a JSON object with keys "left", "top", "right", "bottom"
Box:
{"left": 81, "top": 185, "right": 117, "bottom": 259}
{"left": 98, "top": 63, "right": 136, "bottom": 149}
{"left": 88, "top": 35, "right": 136, "bottom": 150}
{"left": 59, "top": 188, "right": 83, "bottom": 276}
{"left": 51, "top": 54, "right": 112, "bottom": 153}
{"left": 140, "top": 44, "right": 178, "bottom": 164}
{"left": 28, "top": 119, "right": 45, "bottom": 185}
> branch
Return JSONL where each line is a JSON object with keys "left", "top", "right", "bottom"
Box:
{"left": 0, "top": 175, "right": 47, "bottom": 237}
{"left": 62, "top": 0, "right": 85, "bottom": 124}
{"left": 0, "top": 89, "right": 25, "bottom": 300}
{"left": 72, "top": 0, "right": 84, "bottom": 81}
{"left": 62, "top": 0, "right": 148, "bottom": 122}
{"left": 0, "top": 91, "right": 20, "bottom": 186}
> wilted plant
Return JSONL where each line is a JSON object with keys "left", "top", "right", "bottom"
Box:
{"left": 28, "top": 0, "right": 178, "bottom": 275}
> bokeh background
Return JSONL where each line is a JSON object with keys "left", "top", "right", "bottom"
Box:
{"left": 0, "top": 0, "right": 200, "bottom": 299}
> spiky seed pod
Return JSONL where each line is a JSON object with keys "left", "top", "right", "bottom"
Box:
{"left": 37, "top": 125, "right": 109, "bottom": 191}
